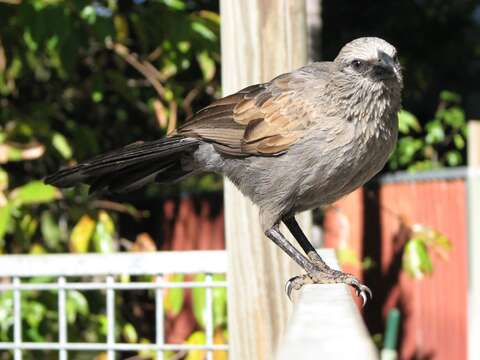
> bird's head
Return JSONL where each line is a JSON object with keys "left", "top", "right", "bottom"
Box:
{"left": 334, "top": 37, "right": 403, "bottom": 90}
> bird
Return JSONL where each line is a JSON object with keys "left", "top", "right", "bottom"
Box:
{"left": 45, "top": 37, "right": 403, "bottom": 305}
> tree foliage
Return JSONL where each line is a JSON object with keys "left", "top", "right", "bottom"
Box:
{"left": 0, "top": 1, "right": 223, "bottom": 358}
{"left": 389, "top": 91, "right": 468, "bottom": 171}
{"left": 0, "top": 0, "right": 221, "bottom": 254}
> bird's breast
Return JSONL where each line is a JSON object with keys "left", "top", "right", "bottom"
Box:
{"left": 293, "top": 110, "right": 398, "bottom": 211}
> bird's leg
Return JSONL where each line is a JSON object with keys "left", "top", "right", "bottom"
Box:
{"left": 282, "top": 216, "right": 328, "bottom": 268}
{"left": 280, "top": 216, "right": 372, "bottom": 305}
{"left": 264, "top": 226, "right": 317, "bottom": 274}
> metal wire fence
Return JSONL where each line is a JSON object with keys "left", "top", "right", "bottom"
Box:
{"left": 0, "top": 251, "right": 228, "bottom": 360}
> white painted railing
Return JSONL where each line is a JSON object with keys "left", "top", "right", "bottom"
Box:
{"left": 0, "top": 251, "right": 228, "bottom": 360}
{"left": 0, "top": 249, "right": 378, "bottom": 360}
{"left": 277, "top": 249, "right": 379, "bottom": 360}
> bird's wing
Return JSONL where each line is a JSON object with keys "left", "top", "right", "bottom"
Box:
{"left": 174, "top": 65, "right": 330, "bottom": 156}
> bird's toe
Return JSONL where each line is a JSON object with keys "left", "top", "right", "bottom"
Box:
{"left": 284, "top": 267, "right": 373, "bottom": 305}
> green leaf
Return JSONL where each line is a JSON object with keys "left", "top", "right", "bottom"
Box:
{"left": 429, "top": 231, "right": 453, "bottom": 261}
{"left": 453, "top": 134, "right": 465, "bottom": 149}
{"left": 407, "top": 159, "right": 439, "bottom": 172}
{"left": 98, "top": 210, "right": 115, "bottom": 234}
{"left": 198, "top": 10, "right": 221, "bottom": 25}
{"left": 398, "top": 110, "right": 421, "bottom": 134}
{"left": 23, "top": 30, "right": 38, "bottom": 52}
{"left": 80, "top": 5, "right": 97, "bottom": 24}
{"left": 442, "top": 107, "right": 465, "bottom": 129}
{"left": 46, "top": 35, "right": 59, "bottom": 52}
{"left": 196, "top": 51, "right": 215, "bottom": 81}
{"left": 191, "top": 274, "right": 227, "bottom": 329}
{"left": 52, "top": 132, "right": 73, "bottom": 159}
{"left": 18, "top": 213, "right": 38, "bottom": 243}
{"left": 0, "top": 205, "right": 11, "bottom": 250}
{"left": 91, "top": 90, "right": 103, "bottom": 103}
{"left": 10, "top": 181, "right": 60, "bottom": 206}
{"left": 161, "top": 0, "right": 186, "bottom": 10}
{"left": 67, "top": 290, "right": 89, "bottom": 324}
{"left": 113, "top": 15, "right": 129, "bottom": 44}
{"left": 6, "top": 146, "right": 23, "bottom": 162}
{"left": 29, "top": 243, "right": 46, "bottom": 254}
{"left": 192, "top": 274, "right": 206, "bottom": 328}
{"left": 440, "top": 90, "right": 461, "bottom": 103}
{"left": 40, "top": 211, "right": 61, "bottom": 250}
{"left": 445, "top": 150, "right": 462, "bottom": 166}
{"left": 425, "top": 121, "right": 445, "bottom": 144}
{"left": 0, "top": 167, "right": 8, "bottom": 192}
{"left": 92, "top": 221, "right": 114, "bottom": 253}
{"left": 191, "top": 21, "right": 217, "bottom": 42}
{"left": 69, "top": 215, "right": 95, "bottom": 253}
{"left": 164, "top": 274, "right": 185, "bottom": 318}
{"left": 177, "top": 41, "right": 191, "bottom": 53}
{"left": 395, "top": 137, "right": 423, "bottom": 165}
{"left": 402, "top": 237, "right": 433, "bottom": 279}
{"left": 410, "top": 224, "right": 452, "bottom": 261}
{"left": 212, "top": 274, "right": 227, "bottom": 328}
{"left": 97, "top": 314, "right": 109, "bottom": 337}
{"left": 23, "top": 300, "right": 46, "bottom": 328}
{"left": 92, "top": 211, "right": 115, "bottom": 253}
{"left": 122, "top": 323, "right": 138, "bottom": 343}
{"left": 185, "top": 331, "right": 206, "bottom": 360}
{"left": 0, "top": 291, "right": 13, "bottom": 340}
{"left": 430, "top": 231, "right": 452, "bottom": 252}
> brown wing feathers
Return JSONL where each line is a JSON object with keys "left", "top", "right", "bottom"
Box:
{"left": 175, "top": 75, "right": 308, "bottom": 156}
{"left": 46, "top": 73, "right": 311, "bottom": 191}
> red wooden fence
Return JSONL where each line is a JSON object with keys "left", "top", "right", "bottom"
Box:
{"left": 152, "top": 172, "right": 469, "bottom": 358}
{"left": 324, "top": 177, "right": 468, "bottom": 360}
{"left": 159, "top": 195, "right": 225, "bottom": 251}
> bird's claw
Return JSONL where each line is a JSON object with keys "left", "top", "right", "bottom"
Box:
{"left": 355, "top": 284, "right": 373, "bottom": 307}
{"left": 285, "top": 276, "right": 303, "bottom": 301}
{"left": 348, "top": 278, "right": 373, "bottom": 307}
{"left": 284, "top": 270, "right": 373, "bottom": 306}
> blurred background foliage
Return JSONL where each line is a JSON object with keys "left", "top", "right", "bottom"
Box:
{"left": 0, "top": 0, "right": 221, "bottom": 254}
{"left": 0, "top": 0, "right": 223, "bottom": 358}
{"left": 1, "top": 0, "right": 479, "bottom": 358}
{"left": 0, "top": 272, "right": 228, "bottom": 360}
{"left": 389, "top": 90, "right": 468, "bottom": 171}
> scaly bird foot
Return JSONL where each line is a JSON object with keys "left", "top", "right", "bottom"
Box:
{"left": 306, "top": 250, "right": 329, "bottom": 270}
{"left": 285, "top": 267, "right": 373, "bottom": 306}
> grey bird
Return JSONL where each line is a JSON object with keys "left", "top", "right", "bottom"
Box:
{"left": 45, "top": 37, "right": 403, "bottom": 305}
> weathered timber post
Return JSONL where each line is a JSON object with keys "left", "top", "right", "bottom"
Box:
{"left": 220, "top": 1, "right": 309, "bottom": 359}
{"left": 468, "top": 120, "right": 480, "bottom": 360}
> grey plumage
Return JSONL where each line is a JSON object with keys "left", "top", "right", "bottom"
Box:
{"left": 46, "top": 37, "right": 403, "bottom": 303}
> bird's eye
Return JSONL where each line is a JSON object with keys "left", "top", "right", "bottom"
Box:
{"left": 393, "top": 54, "right": 399, "bottom": 64}
{"left": 350, "top": 59, "right": 364, "bottom": 71}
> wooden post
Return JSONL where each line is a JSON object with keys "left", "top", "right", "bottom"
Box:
{"left": 468, "top": 120, "right": 480, "bottom": 360}
{"left": 277, "top": 250, "right": 378, "bottom": 360}
{"left": 306, "top": 0, "right": 322, "bottom": 61}
{"left": 220, "top": 1, "right": 309, "bottom": 359}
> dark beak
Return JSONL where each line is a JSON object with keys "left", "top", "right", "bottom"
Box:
{"left": 373, "top": 51, "right": 395, "bottom": 80}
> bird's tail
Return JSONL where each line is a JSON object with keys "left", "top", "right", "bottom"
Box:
{"left": 45, "top": 137, "right": 200, "bottom": 193}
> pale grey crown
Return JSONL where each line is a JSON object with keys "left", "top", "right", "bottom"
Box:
{"left": 334, "top": 37, "right": 402, "bottom": 84}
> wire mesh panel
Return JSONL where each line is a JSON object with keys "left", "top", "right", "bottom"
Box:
{"left": 0, "top": 251, "right": 228, "bottom": 360}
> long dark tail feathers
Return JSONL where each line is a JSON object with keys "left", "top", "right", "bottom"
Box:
{"left": 45, "top": 137, "right": 200, "bottom": 193}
